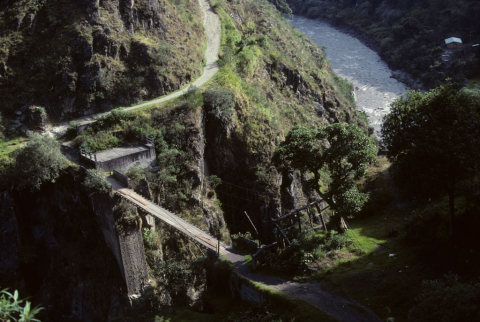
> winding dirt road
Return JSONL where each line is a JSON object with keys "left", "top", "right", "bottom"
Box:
{"left": 48, "top": 0, "right": 221, "bottom": 137}
{"left": 223, "top": 247, "right": 381, "bottom": 322}
{"left": 290, "top": 15, "right": 409, "bottom": 136}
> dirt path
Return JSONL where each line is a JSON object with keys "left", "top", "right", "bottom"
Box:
{"left": 48, "top": 0, "right": 221, "bottom": 138}
{"left": 290, "top": 15, "right": 409, "bottom": 137}
{"left": 222, "top": 247, "right": 381, "bottom": 322}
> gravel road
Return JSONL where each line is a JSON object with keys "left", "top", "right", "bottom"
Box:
{"left": 290, "top": 15, "right": 409, "bottom": 136}
{"left": 223, "top": 247, "right": 382, "bottom": 322}
{"left": 47, "top": 0, "right": 221, "bottom": 137}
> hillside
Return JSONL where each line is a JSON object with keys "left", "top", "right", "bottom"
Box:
{"left": 0, "top": 0, "right": 205, "bottom": 121}
{"left": 0, "top": 0, "right": 373, "bottom": 320}
{"left": 287, "top": 0, "right": 480, "bottom": 88}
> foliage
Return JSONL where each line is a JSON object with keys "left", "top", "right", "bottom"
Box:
{"left": 267, "top": 0, "right": 292, "bottom": 17}
{"left": 381, "top": 81, "right": 480, "bottom": 237}
{"left": 0, "top": 112, "right": 5, "bottom": 138}
{"left": 225, "top": 305, "right": 282, "bottom": 322}
{"left": 274, "top": 124, "right": 377, "bottom": 220}
{"left": 208, "top": 175, "right": 222, "bottom": 189}
{"left": 114, "top": 200, "right": 139, "bottom": 233}
{"left": 0, "top": 0, "right": 206, "bottom": 116}
{"left": 408, "top": 274, "right": 480, "bottom": 322}
{"left": 126, "top": 165, "right": 152, "bottom": 181}
{"left": 12, "top": 132, "right": 68, "bottom": 191}
{"left": 0, "top": 288, "right": 43, "bottom": 322}
{"left": 154, "top": 259, "right": 194, "bottom": 313}
{"left": 143, "top": 227, "right": 161, "bottom": 250}
{"left": 262, "top": 230, "right": 348, "bottom": 275}
{"left": 203, "top": 89, "right": 235, "bottom": 124}
{"left": 82, "top": 169, "right": 111, "bottom": 195}
{"left": 76, "top": 130, "right": 121, "bottom": 152}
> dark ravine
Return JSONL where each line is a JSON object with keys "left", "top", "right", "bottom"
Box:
{"left": 0, "top": 170, "right": 129, "bottom": 321}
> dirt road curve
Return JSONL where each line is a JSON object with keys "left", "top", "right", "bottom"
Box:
{"left": 48, "top": 0, "right": 221, "bottom": 137}
{"left": 223, "top": 247, "right": 382, "bottom": 322}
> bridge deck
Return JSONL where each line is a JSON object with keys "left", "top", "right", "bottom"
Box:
{"left": 115, "top": 188, "right": 223, "bottom": 253}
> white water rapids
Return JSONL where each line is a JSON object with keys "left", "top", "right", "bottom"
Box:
{"left": 290, "top": 16, "right": 409, "bottom": 136}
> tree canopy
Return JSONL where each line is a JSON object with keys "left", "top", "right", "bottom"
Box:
{"left": 274, "top": 123, "right": 377, "bottom": 220}
{"left": 381, "top": 81, "right": 480, "bottom": 237}
{"left": 12, "top": 132, "right": 68, "bottom": 191}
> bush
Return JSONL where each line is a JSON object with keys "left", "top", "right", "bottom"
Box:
{"left": 262, "top": 230, "right": 348, "bottom": 275}
{"left": 82, "top": 169, "right": 111, "bottom": 195}
{"left": 208, "top": 174, "right": 222, "bottom": 189}
{"left": 203, "top": 89, "right": 235, "bottom": 123}
{"left": 76, "top": 131, "right": 121, "bottom": 152}
{"left": 12, "top": 132, "right": 68, "bottom": 191}
{"left": 114, "top": 200, "right": 139, "bottom": 233}
{"left": 0, "top": 288, "right": 43, "bottom": 322}
{"left": 408, "top": 274, "right": 480, "bottom": 322}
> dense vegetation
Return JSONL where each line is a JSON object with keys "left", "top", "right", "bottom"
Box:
{"left": 287, "top": 0, "right": 480, "bottom": 88}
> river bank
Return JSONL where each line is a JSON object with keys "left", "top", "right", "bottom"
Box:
{"left": 290, "top": 15, "right": 409, "bottom": 136}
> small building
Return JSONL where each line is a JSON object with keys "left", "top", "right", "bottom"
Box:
{"left": 445, "top": 37, "right": 462, "bottom": 49}
{"left": 80, "top": 137, "right": 156, "bottom": 173}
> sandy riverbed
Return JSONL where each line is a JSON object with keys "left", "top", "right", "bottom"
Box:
{"left": 290, "top": 16, "right": 408, "bottom": 136}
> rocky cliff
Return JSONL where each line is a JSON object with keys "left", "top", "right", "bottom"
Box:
{"left": 0, "top": 169, "right": 129, "bottom": 321}
{"left": 0, "top": 0, "right": 205, "bottom": 121}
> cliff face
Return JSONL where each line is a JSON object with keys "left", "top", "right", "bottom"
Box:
{"left": 0, "top": 0, "right": 205, "bottom": 121}
{"left": 0, "top": 170, "right": 128, "bottom": 321}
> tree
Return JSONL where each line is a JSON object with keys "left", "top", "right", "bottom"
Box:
{"left": 381, "top": 81, "right": 480, "bottom": 240}
{"left": 83, "top": 169, "right": 111, "bottom": 195}
{"left": 203, "top": 89, "right": 235, "bottom": 124}
{"left": 12, "top": 132, "right": 68, "bottom": 191}
{"left": 274, "top": 123, "right": 377, "bottom": 226}
{"left": 154, "top": 259, "right": 193, "bottom": 313}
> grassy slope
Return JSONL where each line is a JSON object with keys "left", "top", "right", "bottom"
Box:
{"left": 299, "top": 157, "right": 480, "bottom": 321}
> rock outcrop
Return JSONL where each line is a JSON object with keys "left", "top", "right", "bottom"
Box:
{"left": 0, "top": 0, "right": 205, "bottom": 121}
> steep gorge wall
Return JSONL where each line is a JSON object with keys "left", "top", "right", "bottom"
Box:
{"left": 0, "top": 170, "right": 130, "bottom": 321}
{"left": 0, "top": 0, "right": 205, "bottom": 121}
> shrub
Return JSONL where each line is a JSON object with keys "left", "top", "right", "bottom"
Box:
{"left": 408, "top": 274, "right": 480, "bottom": 322}
{"left": 82, "top": 169, "right": 111, "bottom": 195}
{"left": 203, "top": 88, "right": 235, "bottom": 123}
{"left": 114, "top": 200, "right": 139, "bottom": 233}
{"left": 12, "top": 132, "right": 68, "bottom": 191}
{"left": 0, "top": 288, "right": 43, "bottom": 322}
{"left": 208, "top": 174, "right": 222, "bottom": 189}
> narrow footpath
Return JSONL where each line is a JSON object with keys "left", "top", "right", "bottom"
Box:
{"left": 48, "top": 0, "right": 221, "bottom": 138}
{"left": 223, "top": 249, "right": 381, "bottom": 322}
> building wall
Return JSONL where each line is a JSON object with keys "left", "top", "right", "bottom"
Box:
{"left": 96, "top": 145, "right": 156, "bottom": 172}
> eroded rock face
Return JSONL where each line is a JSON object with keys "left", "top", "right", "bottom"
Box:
{"left": 3, "top": 172, "right": 128, "bottom": 321}
{"left": 0, "top": 0, "right": 205, "bottom": 120}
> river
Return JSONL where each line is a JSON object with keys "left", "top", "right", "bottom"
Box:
{"left": 290, "top": 16, "right": 409, "bottom": 136}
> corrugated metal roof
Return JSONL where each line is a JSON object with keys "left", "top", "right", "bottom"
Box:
{"left": 445, "top": 37, "right": 462, "bottom": 44}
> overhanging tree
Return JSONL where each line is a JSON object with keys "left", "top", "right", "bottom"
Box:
{"left": 12, "top": 132, "right": 68, "bottom": 191}
{"left": 274, "top": 123, "right": 377, "bottom": 228}
{"left": 381, "top": 81, "right": 480, "bottom": 239}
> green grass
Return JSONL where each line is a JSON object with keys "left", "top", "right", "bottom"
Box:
{"left": 0, "top": 136, "right": 28, "bottom": 160}
{"left": 305, "top": 159, "right": 443, "bottom": 321}
{"left": 148, "top": 283, "right": 337, "bottom": 322}
{"left": 250, "top": 281, "right": 338, "bottom": 322}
